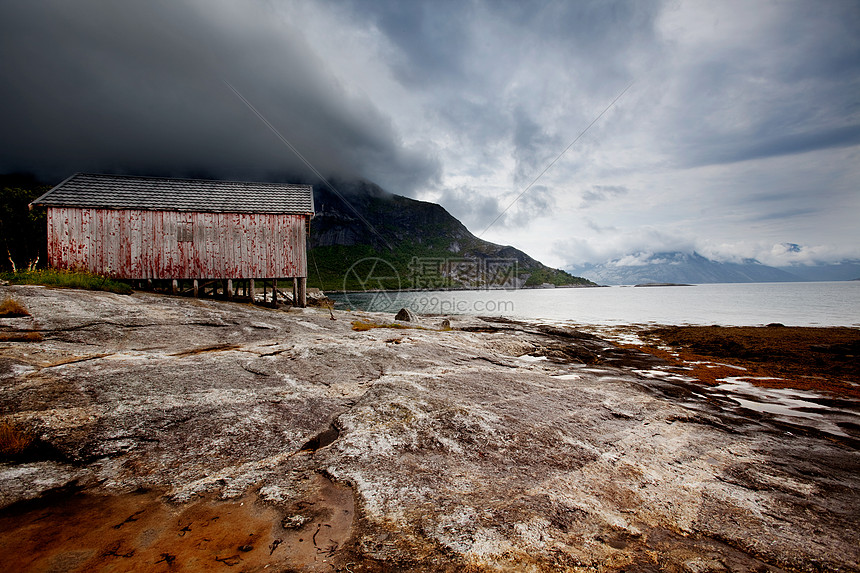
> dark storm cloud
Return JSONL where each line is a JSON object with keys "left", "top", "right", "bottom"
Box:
{"left": 504, "top": 184, "right": 555, "bottom": 229}
{"left": 580, "top": 185, "right": 629, "bottom": 207}
{"left": 436, "top": 186, "right": 502, "bottom": 231}
{"left": 345, "top": 0, "right": 474, "bottom": 87}
{"left": 660, "top": 1, "right": 860, "bottom": 170}
{"left": 686, "top": 124, "right": 860, "bottom": 167}
{"left": 0, "top": 0, "right": 440, "bottom": 187}
{"left": 511, "top": 107, "right": 564, "bottom": 188}
{"left": 750, "top": 208, "right": 818, "bottom": 222}
{"left": 346, "top": 0, "right": 660, "bottom": 85}
{"left": 343, "top": 0, "right": 662, "bottom": 179}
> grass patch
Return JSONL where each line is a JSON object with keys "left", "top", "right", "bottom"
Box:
{"left": 0, "top": 296, "right": 29, "bottom": 317}
{"left": 350, "top": 319, "right": 457, "bottom": 332}
{"left": 351, "top": 320, "right": 428, "bottom": 332}
{"left": 0, "top": 421, "right": 34, "bottom": 458}
{"left": 1, "top": 269, "right": 133, "bottom": 294}
{"left": 0, "top": 331, "right": 42, "bottom": 342}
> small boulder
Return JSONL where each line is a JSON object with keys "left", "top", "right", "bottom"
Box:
{"left": 395, "top": 307, "right": 418, "bottom": 322}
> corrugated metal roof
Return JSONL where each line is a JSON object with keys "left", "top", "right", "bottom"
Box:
{"left": 31, "top": 173, "right": 314, "bottom": 215}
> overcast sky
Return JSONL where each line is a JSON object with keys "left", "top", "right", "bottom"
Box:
{"left": 2, "top": 0, "right": 858, "bottom": 268}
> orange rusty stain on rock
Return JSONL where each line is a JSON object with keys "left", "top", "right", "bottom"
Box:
{"left": 0, "top": 474, "right": 355, "bottom": 573}
{"left": 620, "top": 325, "right": 860, "bottom": 399}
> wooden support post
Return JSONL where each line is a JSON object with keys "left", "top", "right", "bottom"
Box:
{"left": 172, "top": 279, "right": 178, "bottom": 294}
{"left": 297, "top": 277, "right": 307, "bottom": 308}
{"left": 272, "top": 279, "right": 278, "bottom": 307}
{"left": 193, "top": 279, "right": 199, "bottom": 298}
{"left": 226, "top": 279, "right": 233, "bottom": 300}
{"left": 249, "top": 278, "right": 256, "bottom": 303}
{"left": 292, "top": 279, "right": 298, "bottom": 305}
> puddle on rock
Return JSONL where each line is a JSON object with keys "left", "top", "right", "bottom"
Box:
{"left": 713, "top": 377, "right": 860, "bottom": 439}
{"left": 0, "top": 473, "right": 355, "bottom": 572}
{"left": 300, "top": 425, "right": 341, "bottom": 452}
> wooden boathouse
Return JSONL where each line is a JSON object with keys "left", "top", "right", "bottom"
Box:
{"left": 30, "top": 173, "right": 315, "bottom": 306}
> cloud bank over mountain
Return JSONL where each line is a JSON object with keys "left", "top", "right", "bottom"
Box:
{"left": 568, "top": 251, "right": 802, "bottom": 285}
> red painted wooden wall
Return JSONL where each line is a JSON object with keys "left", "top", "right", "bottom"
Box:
{"left": 46, "top": 207, "right": 308, "bottom": 279}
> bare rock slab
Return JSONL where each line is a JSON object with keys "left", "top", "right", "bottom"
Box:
{"left": 0, "top": 285, "right": 858, "bottom": 572}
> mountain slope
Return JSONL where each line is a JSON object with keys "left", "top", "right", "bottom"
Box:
{"left": 568, "top": 252, "right": 801, "bottom": 285}
{"left": 308, "top": 179, "right": 593, "bottom": 290}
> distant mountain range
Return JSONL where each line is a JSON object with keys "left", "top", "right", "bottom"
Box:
{"left": 308, "top": 179, "right": 593, "bottom": 290}
{"left": 568, "top": 251, "right": 860, "bottom": 285}
{"left": 775, "top": 261, "right": 860, "bottom": 282}
{"left": 568, "top": 252, "right": 799, "bottom": 285}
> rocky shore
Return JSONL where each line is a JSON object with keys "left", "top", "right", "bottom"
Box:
{"left": 1, "top": 285, "right": 858, "bottom": 572}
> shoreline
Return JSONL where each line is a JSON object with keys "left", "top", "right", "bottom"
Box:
{"left": 327, "top": 281, "right": 860, "bottom": 328}
{"left": 331, "top": 283, "right": 605, "bottom": 295}
{"left": 1, "top": 285, "right": 858, "bottom": 571}
{"left": 560, "top": 322, "right": 860, "bottom": 399}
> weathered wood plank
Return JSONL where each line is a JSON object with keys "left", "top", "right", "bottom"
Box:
{"left": 297, "top": 276, "right": 307, "bottom": 308}
{"left": 46, "top": 208, "right": 308, "bottom": 280}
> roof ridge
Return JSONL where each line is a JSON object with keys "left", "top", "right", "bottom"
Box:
{"left": 30, "top": 173, "right": 315, "bottom": 215}
{"left": 71, "top": 172, "right": 311, "bottom": 188}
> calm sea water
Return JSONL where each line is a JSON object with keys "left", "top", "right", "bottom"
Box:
{"left": 331, "top": 282, "right": 860, "bottom": 327}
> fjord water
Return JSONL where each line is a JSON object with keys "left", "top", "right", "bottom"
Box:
{"left": 334, "top": 281, "right": 860, "bottom": 327}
